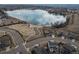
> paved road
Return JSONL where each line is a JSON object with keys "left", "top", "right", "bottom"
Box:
{"left": 0, "top": 27, "right": 79, "bottom": 54}
{"left": 0, "top": 27, "right": 27, "bottom": 54}
{"left": 25, "top": 36, "right": 79, "bottom": 49}
{"left": 25, "top": 36, "right": 53, "bottom": 48}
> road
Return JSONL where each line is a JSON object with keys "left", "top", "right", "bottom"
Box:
{"left": 25, "top": 36, "right": 79, "bottom": 49}
{"left": 25, "top": 36, "right": 53, "bottom": 48}
{"left": 0, "top": 27, "right": 79, "bottom": 54}
{"left": 0, "top": 27, "right": 27, "bottom": 54}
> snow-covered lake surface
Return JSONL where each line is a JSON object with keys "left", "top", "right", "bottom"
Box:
{"left": 6, "top": 9, "right": 67, "bottom": 26}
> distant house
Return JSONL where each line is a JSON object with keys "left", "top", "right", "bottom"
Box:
{"left": 0, "top": 31, "right": 6, "bottom": 37}
{"left": 67, "top": 32, "right": 76, "bottom": 39}
{"left": 48, "top": 41, "right": 58, "bottom": 53}
{"left": 0, "top": 10, "right": 7, "bottom": 19}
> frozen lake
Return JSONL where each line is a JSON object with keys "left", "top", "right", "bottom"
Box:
{"left": 6, "top": 9, "right": 66, "bottom": 26}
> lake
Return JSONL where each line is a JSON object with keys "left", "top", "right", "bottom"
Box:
{"left": 6, "top": 9, "right": 66, "bottom": 26}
